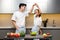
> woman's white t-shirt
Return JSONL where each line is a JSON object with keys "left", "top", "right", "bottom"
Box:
{"left": 31, "top": 14, "right": 42, "bottom": 32}
{"left": 34, "top": 14, "right": 42, "bottom": 26}
{"left": 11, "top": 11, "right": 28, "bottom": 27}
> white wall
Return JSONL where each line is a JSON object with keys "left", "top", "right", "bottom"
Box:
{"left": 0, "top": 0, "right": 14, "bottom": 13}
{"left": 0, "top": 0, "right": 48, "bottom": 13}
{"left": 0, "top": 0, "right": 60, "bottom": 13}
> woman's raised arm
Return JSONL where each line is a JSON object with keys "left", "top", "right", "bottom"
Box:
{"left": 29, "top": 4, "right": 35, "bottom": 14}
{"left": 35, "top": 3, "right": 42, "bottom": 13}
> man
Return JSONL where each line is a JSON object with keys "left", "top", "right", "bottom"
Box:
{"left": 11, "top": 3, "right": 28, "bottom": 40}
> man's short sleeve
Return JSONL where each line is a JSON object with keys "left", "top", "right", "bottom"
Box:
{"left": 25, "top": 11, "right": 29, "bottom": 16}
{"left": 11, "top": 13, "right": 16, "bottom": 21}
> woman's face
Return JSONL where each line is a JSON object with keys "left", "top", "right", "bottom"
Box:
{"left": 34, "top": 9, "right": 39, "bottom": 14}
{"left": 34, "top": 9, "right": 39, "bottom": 15}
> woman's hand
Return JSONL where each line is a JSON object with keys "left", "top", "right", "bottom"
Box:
{"left": 34, "top": 3, "right": 42, "bottom": 13}
{"left": 33, "top": 3, "right": 36, "bottom": 6}
{"left": 34, "top": 3, "right": 39, "bottom": 8}
{"left": 40, "top": 29, "right": 43, "bottom": 35}
{"left": 29, "top": 4, "right": 35, "bottom": 13}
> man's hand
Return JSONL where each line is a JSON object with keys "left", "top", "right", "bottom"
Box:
{"left": 12, "top": 20, "right": 19, "bottom": 30}
{"left": 40, "top": 30, "right": 43, "bottom": 35}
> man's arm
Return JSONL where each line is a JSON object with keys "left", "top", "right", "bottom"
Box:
{"left": 12, "top": 20, "right": 19, "bottom": 30}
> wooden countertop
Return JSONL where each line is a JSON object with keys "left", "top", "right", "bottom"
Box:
{"left": 0, "top": 27, "right": 60, "bottom": 30}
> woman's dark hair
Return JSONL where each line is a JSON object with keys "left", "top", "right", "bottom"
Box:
{"left": 19, "top": 3, "right": 27, "bottom": 8}
{"left": 39, "top": 13, "right": 41, "bottom": 17}
{"left": 35, "top": 9, "right": 41, "bottom": 17}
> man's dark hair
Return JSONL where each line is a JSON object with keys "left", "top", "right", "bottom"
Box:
{"left": 19, "top": 3, "right": 27, "bottom": 8}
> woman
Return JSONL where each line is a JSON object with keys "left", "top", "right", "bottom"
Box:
{"left": 30, "top": 3, "right": 42, "bottom": 37}
{"left": 30, "top": 3, "right": 42, "bottom": 40}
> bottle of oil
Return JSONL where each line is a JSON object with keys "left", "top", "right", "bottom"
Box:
{"left": 52, "top": 20, "right": 56, "bottom": 27}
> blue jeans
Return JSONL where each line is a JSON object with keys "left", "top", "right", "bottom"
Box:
{"left": 31, "top": 25, "right": 39, "bottom": 33}
{"left": 16, "top": 26, "right": 26, "bottom": 33}
{"left": 15, "top": 26, "right": 26, "bottom": 40}
{"left": 31, "top": 25, "right": 39, "bottom": 40}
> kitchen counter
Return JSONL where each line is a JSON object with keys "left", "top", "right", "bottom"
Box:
{"left": 26, "top": 27, "right": 60, "bottom": 30}
{"left": 0, "top": 27, "right": 60, "bottom": 28}
{"left": 4, "top": 34, "right": 52, "bottom": 40}
{"left": 0, "top": 27, "right": 15, "bottom": 30}
{"left": 0, "top": 27, "right": 60, "bottom": 30}
{"left": 26, "top": 27, "right": 60, "bottom": 29}
{"left": 41, "top": 27, "right": 60, "bottom": 30}
{"left": 0, "top": 27, "right": 60, "bottom": 40}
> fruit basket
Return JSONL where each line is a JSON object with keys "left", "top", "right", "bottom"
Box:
{"left": 7, "top": 32, "right": 26, "bottom": 38}
{"left": 7, "top": 33, "right": 20, "bottom": 38}
{"left": 5, "top": 32, "right": 52, "bottom": 40}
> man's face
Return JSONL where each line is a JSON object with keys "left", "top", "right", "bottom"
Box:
{"left": 20, "top": 6, "right": 26, "bottom": 11}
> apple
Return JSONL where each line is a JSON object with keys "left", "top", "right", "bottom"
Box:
{"left": 30, "top": 32, "right": 37, "bottom": 36}
{"left": 7, "top": 33, "right": 9, "bottom": 35}
{"left": 43, "top": 33, "right": 48, "bottom": 38}
{"left": 47, "top": 32, "right": 50, "bottom": 35}
{"left": 14, "top": 33, "right": 20, "bottom": 38}
{"left": 10, "top": 33, "right": 14, "bottom": 37}
{"left": 7, "top": 33, "right": 10, "bottom": 37}
{"left": 7, "top": 33, "right": 10, "bottom": 36}
{"left": 7, "top": 32, "right": 14, "bottom": 37}
{"left": 7, "top": 33, "right": 20, "bottom": 38}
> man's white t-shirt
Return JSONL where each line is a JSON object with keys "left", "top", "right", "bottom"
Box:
{"left": 11, "top": 11, "right": 28, "bottom": 27}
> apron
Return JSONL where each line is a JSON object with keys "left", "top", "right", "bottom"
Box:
{"left": 31, "top": 25, "right": 40, "bottom": 40}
